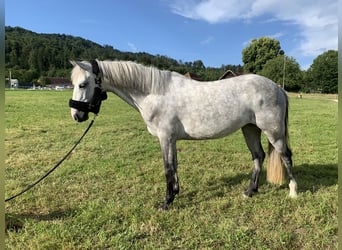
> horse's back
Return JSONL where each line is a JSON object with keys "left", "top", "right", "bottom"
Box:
{"left": 164, "top": 74, "right": 286, "bottom": 139}
{"left": 142, "top": 73, "right": 287, "bottom": 140}
{"left": 173, "top": 74, "right": 285, "bottom": 114}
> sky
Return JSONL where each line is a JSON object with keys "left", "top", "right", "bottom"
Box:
{"left": 5, "top": 0, "right": 338, "bottom": 69}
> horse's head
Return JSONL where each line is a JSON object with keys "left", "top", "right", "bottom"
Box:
{"left": 69, "top": 60, "right": 107, "bottom": 122}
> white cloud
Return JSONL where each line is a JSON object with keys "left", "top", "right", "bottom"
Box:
{"left": 128, "top": 42, "right": 138, "bottom": 52}
{"left": 242, "top": 32, "right": 283, "bottom": 48}
{"left": 200, "top": 36, "right": 214, "bottom": 45}
{"left": 169, "top": 0, "right": 254, "bottom": 23}
{"left": 168, "top": 0, "right": 338, "bottom": 58}
{"left": 267, "top": 32, "right": 284, "bottom": 39}
{"left": 242, "top": 39, "right": 252, "bottom": 48}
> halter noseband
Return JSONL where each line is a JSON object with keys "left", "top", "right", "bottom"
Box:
{"left": 69, "top": 60, "right": 107, "bottom": 114}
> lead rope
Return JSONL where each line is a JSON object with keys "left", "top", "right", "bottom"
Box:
{"left": 5, "top": 114, "right": 97, "bottom": 202}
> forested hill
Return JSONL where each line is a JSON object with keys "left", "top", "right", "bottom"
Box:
{"left": 5, "top": 26, "right": 242, "bottom": 83}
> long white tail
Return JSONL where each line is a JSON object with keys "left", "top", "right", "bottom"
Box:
{"left": 266, "top": 143, "right": 286, "bottom": 185}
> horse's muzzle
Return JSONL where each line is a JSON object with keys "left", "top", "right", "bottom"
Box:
{"left": 68, "top": 89, "right": 107, "bottom": 118}
{"left": 71, "top": 108, "right": 89, "bottom": 122}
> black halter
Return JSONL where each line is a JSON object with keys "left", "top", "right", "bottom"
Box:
{"left": 69, "top": 60, "right": 107, "bottom": 114}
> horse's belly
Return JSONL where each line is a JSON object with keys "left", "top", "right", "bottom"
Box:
{"left": 180, "top": 113, "right": 250, "bottom": 140}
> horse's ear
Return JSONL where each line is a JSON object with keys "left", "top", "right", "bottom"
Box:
{"left": 70, "top": 61, "right": 92, "bottom": 72}
{"left": 69, "top": 60, "right": 77, "bottom": 66}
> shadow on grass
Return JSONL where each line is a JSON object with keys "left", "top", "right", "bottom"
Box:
{"left": 212, "top": 163, "right": 337, "bottom": 194}
{"left": 175, "top": 171, "right": 251, "bottom": 209}
{"left": 176, "top": 163, "right": 337, "bottom": 209}
{"left": 292, "top": 163, "right": 337, "bottom": 192}
{"left": 6, "top": 208, "right": 75, "bottom": 232}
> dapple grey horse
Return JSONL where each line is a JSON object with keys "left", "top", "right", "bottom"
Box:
{"left": 69, "top": 60, "right": 297, "bottom": 210}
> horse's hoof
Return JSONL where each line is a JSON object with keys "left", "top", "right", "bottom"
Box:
{"left": 289, "top": 179, "right": 297, "bottom": 198}
{"left": 242, "top": 193, "right": 251, "bottom": 199}
{"left": 243, "top": 189, "right": 254, "bottom": 198}
{"left": 158, "top": 203, "right": 169, "bottom": 211}
{"left": 243, "top": 191, "right": 253, "bottom": 199}
{"left": 289, "top": 191, "right": 298, "bottom": 198}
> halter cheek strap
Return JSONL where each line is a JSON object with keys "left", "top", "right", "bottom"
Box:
{"left": 90, "top": 59, "right": 101, "bottom": 84}
{"left": 69, "top": 60, "right": 107, "bottom": 114}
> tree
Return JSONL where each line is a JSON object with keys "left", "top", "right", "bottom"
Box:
{"left": 242, "top": 37, "right": 281, "bottom": 73}
{"left": 306, "top": 50, "right": 338, "bottom": 93}
{"left": 5, "top": 26, "right": 243, "bottom": 83}
{"left": 259, "top": 55, "right": 303, "bottom": 92}
{"left": 192, "top": 60, "right": 205, "bottom": 69}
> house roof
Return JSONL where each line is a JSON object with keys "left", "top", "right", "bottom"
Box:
{"left": 47, "top": 77, "right": 71, "bottom": 85}
{"left": 218, "top": 70, "right": 237, "bottom": 80}
{"left": 184, "top": 72, "right": 201, "bottom": 81}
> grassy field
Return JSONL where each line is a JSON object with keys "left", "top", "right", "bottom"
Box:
{"left": 5, "top": 90, "right": 337, "bottom": 249}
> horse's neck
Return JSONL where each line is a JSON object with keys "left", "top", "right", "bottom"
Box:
{"left": 99, "top": 61, "right": 167, "bottom": 112}
{"left": 103, "top": 80, "right": 146, "bottom": 112}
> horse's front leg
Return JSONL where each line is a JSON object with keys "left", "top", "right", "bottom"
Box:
{"left": 159, "top": 136, "right": 179, "bottom": 210}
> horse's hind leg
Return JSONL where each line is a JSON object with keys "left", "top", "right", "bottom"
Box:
{"left": 272, "top": 139, "right": 297, "bottom": 197}
{"left": 242, "top": 124, "right": 265, "bottom": 197}
{"left": 266, "top": 133, "right": 297, "bottom": 198}
{"left": 282, "top": 147, "right": 297, "bottom": 197}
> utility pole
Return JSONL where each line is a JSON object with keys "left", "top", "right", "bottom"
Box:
{"left": 279, "top": 50, "right": 286, "bottom": 89}
{"left": 9, "top": 70, "right": 12, "bottom": 88}
{"left": 282, "top": 55, "right": 286, "bottom": 89}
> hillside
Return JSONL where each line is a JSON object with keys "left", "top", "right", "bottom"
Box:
{"left": 5, "top": 26, "right": 242, "bottom": 84}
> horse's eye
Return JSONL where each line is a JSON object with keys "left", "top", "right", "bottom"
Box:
{"left": 79, "top": 82, "right": 88, "bottom": 89}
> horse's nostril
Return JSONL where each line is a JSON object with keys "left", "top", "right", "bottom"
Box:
{"left": 73, "top": 114, "right": 79, "bottom": 122}
{"left": 72, "top": 111, "right": 89, "bottom": 122}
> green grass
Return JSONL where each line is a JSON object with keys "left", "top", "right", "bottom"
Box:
{"left": 5, "top": 90, "right": 337, "bottom": 249}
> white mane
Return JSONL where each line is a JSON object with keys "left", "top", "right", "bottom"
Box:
{"left": 98, "top": 61, "right": 172, "bottom": 95}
